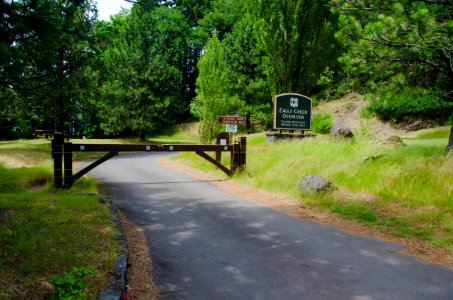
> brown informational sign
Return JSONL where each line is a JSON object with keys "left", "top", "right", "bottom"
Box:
{"left": 218, "top": 116, "right": 247, "bottom": 125}
{"left": 273, "top": 93, "right": 312, "bottom": 130}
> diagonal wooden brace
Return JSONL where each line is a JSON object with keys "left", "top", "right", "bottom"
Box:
{"left": 196, "top": 151, "right": 232, "bottom": 176}
{"left": 65, "top": 151, "right": 118, "bottom": 188}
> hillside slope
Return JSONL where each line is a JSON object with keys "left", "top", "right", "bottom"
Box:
{"left": 313, "top": 93, "right": 404, "bottom": 138}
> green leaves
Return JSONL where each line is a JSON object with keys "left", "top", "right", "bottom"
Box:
{"left": 49, "top": 267, "right": 98, "bottom": 300}
{"left": 191, "top": 33, "right": 241, "bottom": 142}
{"left": 312, "top": 113, "right": 333, "bottom": 134}
{"left": 98, "top": 6, "right": 190, "bottom": 139}
{"left": 368, "top": 87, "right": 453, "bottom": 121}
{"left": 1, "top": 0, "right": 98, "bottom": 132}
{"left": 334, "top": 0, "right": 452, "bottom": 93}
{"left": 192, "top": 8, "right": 275, "bottom": 141}
{"left": 334, "top": 0, "right": 453, "bottom": 144}
{"left": 255, "top": 0, "right": 340, "bottom": 95}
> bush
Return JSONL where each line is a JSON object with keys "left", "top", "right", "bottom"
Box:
{"left": 312, "top": 113, "right": 333, "bottom": 134}
{"left": 368, "top": 89, "right": 453, "bottom": 121}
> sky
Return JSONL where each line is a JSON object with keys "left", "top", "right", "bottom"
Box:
{"left": 96, "top": 0, "right": 133, "bottom": 21}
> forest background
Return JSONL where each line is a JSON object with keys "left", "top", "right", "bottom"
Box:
{"left": 1, "top": 0, "right": 452, "bottom": 150}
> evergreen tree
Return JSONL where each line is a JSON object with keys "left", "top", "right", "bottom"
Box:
{"left": 333, "top": 0, "right": 453, "bottom": 152}
{"left": 0, "top": 0, "right": 97, "bottom": 133}
{"left": 100, "top": 6, "right": 190, "bottom": 140}
{"left": 255, "top": 0, "right": 340, "bottom": 95}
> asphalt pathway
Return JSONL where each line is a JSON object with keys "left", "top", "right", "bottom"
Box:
{"left": 90, "top": 153, "right": 453, "bottom": 300}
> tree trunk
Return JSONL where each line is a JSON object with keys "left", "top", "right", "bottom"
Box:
{"left": 446, "top": 119, "right": 453, "bottom": 154}
{"left": 54, "top": 94, "right": 65, "bottom": 133}
{"left": 55, "top": 49, "right": 66, "bottom": 133}
{"left": 246, "top": 111, "right": 251, "bottom": 134}
{"left": 139, "top": 129, "right": 146, "bottom": 142}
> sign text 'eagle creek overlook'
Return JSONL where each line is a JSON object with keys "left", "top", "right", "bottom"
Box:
{"left": 273, "top": 94, "right": 312, "bottom": 130}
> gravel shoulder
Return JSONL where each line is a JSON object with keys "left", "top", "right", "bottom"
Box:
{"left": 118, "top": 211, "right": 159, "bottom": 300}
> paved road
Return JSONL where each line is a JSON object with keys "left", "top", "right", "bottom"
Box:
{"left": 90, "top": 153, "right": 453, "bottom": 300}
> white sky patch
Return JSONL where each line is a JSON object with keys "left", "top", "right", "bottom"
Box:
{"left": 96, "top": 0, "right": 133, "bottom": 21}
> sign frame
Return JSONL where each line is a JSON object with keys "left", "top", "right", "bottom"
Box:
{"left": 273, "top": 93, "right": 312, "bottom": 131}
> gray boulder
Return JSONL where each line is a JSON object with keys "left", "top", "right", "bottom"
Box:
{"left": 299, "top": 175, "right": 335, "bottom": 195}
{"left": 331, "top": 123, "right": 354, "bottom": 138}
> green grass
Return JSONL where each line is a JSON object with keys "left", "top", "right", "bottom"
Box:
{"left": 147, "top": 122, "right": 200, "bottom": 144}
{"left": 0, "top": 139, "right": 52, "bottom": 166}
{"left": 0, "top": 190, "right": 118, "bottom": 299}
{"left": 175, "top": 133, "right": 453, "bottom": 251}
{"left": 0, "top": 140, "right": 120, "bottom": 299}
{"left": 401, "top": 126, "right": 450, "bottom": 147}
{"left": 402, "top": 138, "right": 448, "bottom": 147}
{"left": 0, "top": 164, "right": 53, "bottom": 192}
{"left": 403, "top": 126, "right": 450, "bottom": 139}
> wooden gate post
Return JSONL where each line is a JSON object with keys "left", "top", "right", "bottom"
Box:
{"left": 230, "top": 137, "right": 247, "bottom": 173}
{"left": 231, "top": 140, "right": 239, "bottom": 172}
{"left": 52, "top": 132, "right": 64, "bottom": 188}
{"left": 216, "top": 132, "right": 230, "bottom": 162}
{"left": 64, "top": 142, "right": 73, "bottom": 188}
{"left": 239, "top": 136, "right": 246, "bottom": 171}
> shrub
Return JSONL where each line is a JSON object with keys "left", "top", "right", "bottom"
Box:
{"left": 311, "top": 113, "right": 333, "bottom": 134}
{"left": 368, "top": 89, "right": 453, "bottom": 121}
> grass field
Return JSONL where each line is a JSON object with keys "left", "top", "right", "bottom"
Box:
{"left": 175, "top": 128, "right": 453, "bottom": 251}
{"left": 0, "top": 139, "right": 120, "bottom": 299}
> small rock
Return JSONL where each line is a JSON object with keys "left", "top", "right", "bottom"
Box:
{"left": 299, "top": 175, "right": 335, "bottom": 195}
{"left": 363, "top": 155, "right": 385, "bottom": 163}
{"left": 331, "top": 123, "right": 354, "bottom": 138}
{"left": 382, "top": 135, "right": 406, "bottom": 147}
{"left": 99, "top": 195, "right": 110, "bottom": 203}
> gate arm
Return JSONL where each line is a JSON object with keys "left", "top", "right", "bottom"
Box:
{"left": 72, "top": 151, "right": 119, "bottom": 184}
{"left": 196, "top": 151, "right": 232, "bottom": 176}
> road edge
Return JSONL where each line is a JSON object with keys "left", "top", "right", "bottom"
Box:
{"left": 157, "top": 156, "right": 453, "bottom": 269}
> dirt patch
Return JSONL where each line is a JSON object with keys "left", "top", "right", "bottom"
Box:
{"left": 0, "top": 154, "right": 30, "bottom": 167}
{"left": 158, "top": 156, "right": 453, "bottom": 269}
{"left": 118, "top": 211, "right": 159, "bottom": 300}
{"left": 314, "top": 93, "right": 405, "bottom": 139}
{"left": 27, "top": 178, "right": 49, "bottom": 193}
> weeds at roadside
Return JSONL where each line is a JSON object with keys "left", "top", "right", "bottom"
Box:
{"left": 49, "top": 267, "right": 98, "bottom": 300}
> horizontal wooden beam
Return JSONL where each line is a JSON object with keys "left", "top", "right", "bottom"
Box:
{"left": 162, "top": 144, "right": 232, "bottom": 152}
{"left": 67, "top": 143, "right": 160, "bottom": 152}
{"left": 66, "top": 143, "right": 233, "bottom": 152}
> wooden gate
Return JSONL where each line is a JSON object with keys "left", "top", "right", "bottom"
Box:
{"left": 52, "top": 133, "right": 246, "bottom": 188}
